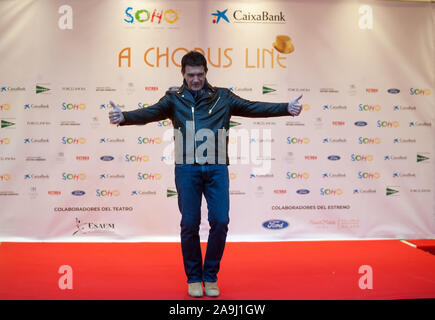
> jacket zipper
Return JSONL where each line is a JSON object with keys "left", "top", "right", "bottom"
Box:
{"left": 208, "top": 96, "right": 220, "bottom": 114}
{"left": 191, "top": 105, "right": 196, "bottom": 163}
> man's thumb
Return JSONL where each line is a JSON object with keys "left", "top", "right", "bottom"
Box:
{"left": 109, "top": 100, "right": 119, "bottom": 110}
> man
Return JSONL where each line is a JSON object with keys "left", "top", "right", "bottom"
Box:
{"left": 109, "top": 51, "right": 302, "bottom": 297}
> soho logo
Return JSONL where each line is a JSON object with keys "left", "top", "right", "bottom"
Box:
{"left": 124, "top": 7, "right": 179, "bottom": 24}
{"left": 61, "top": 137, "right": 86, "bottom": 144}
{"left": 96, "top": 189, "right": 120, "bottom": 197}
{"left": 286, "top": 172, "right": 310, "bottom": 179}
{"left": 61, "top": 103, "right": 86, "bottom": 110}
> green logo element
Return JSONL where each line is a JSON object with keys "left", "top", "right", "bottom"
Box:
{"left": 417, "top": 154, "right": 429, "bottom": 162}
{"left": 167, "top": 189, "right": 177, "bottom": 197}
{"left": 262, "top": 86, "right": 276, "bottom": 94}
{"left": 229, "top": 120, "right": 241, "bottom": 128}
{"left": 1, "top": 120, "right": 15, "bottom": 128}
{"left": 386, "top": 187, "right": 399, "bottom": 196}
{"left": 36, "top": 85, "right": 50, "bottom": 94}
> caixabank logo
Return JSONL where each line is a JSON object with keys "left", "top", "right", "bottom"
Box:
{"left": 211, "top": 8, "right": 286, "bottom": 24}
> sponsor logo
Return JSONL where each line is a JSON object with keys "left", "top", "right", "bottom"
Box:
{"left": 393, "top": 138, "right": 416, "bottom": 144}
{"left": 358, "top": 137, "right": 381, "bottom": 144}
{"left": 1, "top": 120, "right": 15, "bottom": 128}
{"left": 262, "top": 85, "right": 276, "bottom": 94}
{"left": 137, "top": 137, "right": 162, "bottom": 144}
{"left": 131, "top": 190, "right": 157, "bottom": 196}
{"left": 320, "top": 188, "right": 343, "bottom": 196}
{"left": 354, "top": 121, "right": 367, "bottom": 127}
{"left": 286, "top": 172, "right": 310, "bottom": 180}
{"left": 359, "top": 104, "right": 381, "bottom": 111}
{"left": 99, "top": 173, "right": 125, "bottom": 179}
{"left": 250, "top": 173, "right": 274, "bottom": 178}
{"left": 417, "top": 153, "right": 430, "bottom": 163}
{"left": 72, "top": 190, "right": 86, "bottom": 196}
{"left": 61, "top": 137, "right": 86, "bottom": 144}
{"left": 393, "top": 172, "right": 416, "bottom": 178}
{"left": 386, "top": 187, "right": 399, "bottom": 196}
{"left": 0, "top": 104, "right": 11, "bottom": 111}
{"left": 304, "top": 155, "right": 317, "bottom": 160}
{"left": 76, "top": 156, "right": 90, "bottom": 161}
{"left": 332, "top": 121, "right": 345, "bottom": 126}
{"left": 157, "top": 119, "right": 172, "bottom": 127}
{"left": 48, "top": 191, "right": 61, "bottom": 196}
{"left": 353, "top": 189, "right": 376, "bottom": 195}
{"left": 319, "top": 88, "right": 339, "bottom": 93}
{"left": 137, "top": 172, "right": 162, "bottom": 180}
{"left": 61, "top": 103, "right": 86, "bottom": 110}
{"left": 366, "top": 88, "right": 378, "bottom": 93}
{"left": 100, "top": 156, "right": 114, "bottom": 161}
{"left": 286, "top": 137, "right": 310, "bottom": 144}
{"left": 99, "top": 137, "right": 124, "bottom": 143}
{"left": 262, "top": 220, "right": 289, "bottom": 230}
{"left": 125, "top": 154, "right": 150, "bottom": 162}
{"left": 96, "top": 86, "right": 116, "bottom": 92}
{"left": 377, "top": 120, "right": 399, "bottom": 128}
{"left": 124, "top": 7, "right": 179, "bottom": 24}
{"left": 322, "top": 172, "right": 346, "bottom": 178}
{"left": 384, "top": 155, "right": 406, "bottom": 161}
{"left": 327, "top": 155, "right": 341, "bottom": 161}
{"left": 211, "top": 9, "right": 230, "bottom": 23}
{"left": 24, "top": 174, "right": 49, "bottom": 180}
{"left": 1, "top": 86, "right": 25, "bottom": 93}
{"left": 229, "top": 120, "right": 241, "bottom": 128}
{"left": 24, "top": 138, "right": 49, "bottom": 144}
{"left": 351, "top": 154, "right": 374, "bottom": 162}
{"left": 0, "top": 174, "right": 11, "bottom": 181}
{"left": 322, "top": 105, "right": 347, "bottom": 110}
{"left": 388, "top": 88, "right": 400, "bottom": 94}
{"left": 26, "top": 121, "right": 51, "bottom": 126}
{"left": 62, "top": 173, "right": 86, "bottom": 181}
{"left": 409, "top": 121, "right": 431, "bottom": 127}
{"left": 358, "top": 171, "right": 381, "bottom": 179}
{"left": 167, "top": 189, "right": 177, "bottom": 197}
{"left": 393, "top": 105, "right": 416, "bottom": 111}
{"left": 273, "top": 189, "right": 287, "bottom": 194}
{"left": 36, "top": 84, "right": 50, "bottom": 94}
{"left": 73, "top": 218, "right": 115, "bottom": 236}
{"left": 0, "top": 137, "right": 10, "bottom": 144}
{"left": 409, "top": 88, "right": 431, "bottom": 95}
{"left": 96, "top": 189, "right": 120, "bottom": 197}
{"left": 323, "top": 138, "right": 346, "bottom": 143}
{"left": 212, "top": 8, "right": 285, "bottom": 24}
{"left": 296, "top": 189, "right": 310, "bottom": 195}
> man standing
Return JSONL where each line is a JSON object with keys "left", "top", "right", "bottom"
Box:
{"left": 109, "top": 51, "right": 302, "bottom": 297}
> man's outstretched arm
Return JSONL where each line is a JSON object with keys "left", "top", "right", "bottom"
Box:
{"left": 229, "top": 90, "right": 303, "bottom": 118}
{"left": 109, "top": 95, "right": 172, "bottom": 126}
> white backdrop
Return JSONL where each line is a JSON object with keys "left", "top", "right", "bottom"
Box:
{"left": 0, "top": 0, "right": 434, "bottom": 241}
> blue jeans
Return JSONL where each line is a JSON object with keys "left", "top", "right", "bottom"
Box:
{"left": 174, "top": 164, "right": 230, "bottom": 283}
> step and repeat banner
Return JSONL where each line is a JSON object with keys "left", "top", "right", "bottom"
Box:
{"left": 0, "top": 0, "right": 434, "bottom": 241}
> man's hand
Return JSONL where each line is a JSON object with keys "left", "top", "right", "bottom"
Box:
{"left": 288, "top": 94, "right": 303, "bottom": 116}
{"left": 109, "top": 100, "right": 125, "bottom": 125}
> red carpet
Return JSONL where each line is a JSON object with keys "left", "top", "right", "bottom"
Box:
{"left": 0, "top": 240, "right": 434, "bottom": 300}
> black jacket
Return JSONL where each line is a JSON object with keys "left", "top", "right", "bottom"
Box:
{"left": 120, "top": 83, "right": 290, "bottom": 165}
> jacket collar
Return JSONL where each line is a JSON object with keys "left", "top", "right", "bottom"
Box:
{"left": 177, "top": 79, "right": 216, "bottom": 95}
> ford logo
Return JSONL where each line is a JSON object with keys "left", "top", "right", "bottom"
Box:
{"left": 388, "top": 88, "right": 400, "bottom": 94}
{"left": 354, "top": 121, "right": 368, "bottom": 126}
{"left": 100, "top": 156, "right": 114, "bottom": 161}
{"left": 72, "top": 190, "right": 86, "bottom": 196}
{"left": 262, "top": 220, "right": 289, "bottom": 230}
{"left": 296, "top": 189, "right": 310, "bottom": 195}
{"left": 328, "top": 155, "right": 341, "bottom": 161}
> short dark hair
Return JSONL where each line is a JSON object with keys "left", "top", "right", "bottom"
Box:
{"left": 181, "top": 51, "right": 208, "bottom": 74}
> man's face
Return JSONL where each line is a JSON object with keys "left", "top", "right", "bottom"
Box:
{"left": 182, "top": 65, "right": 207, "bottom": 91}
